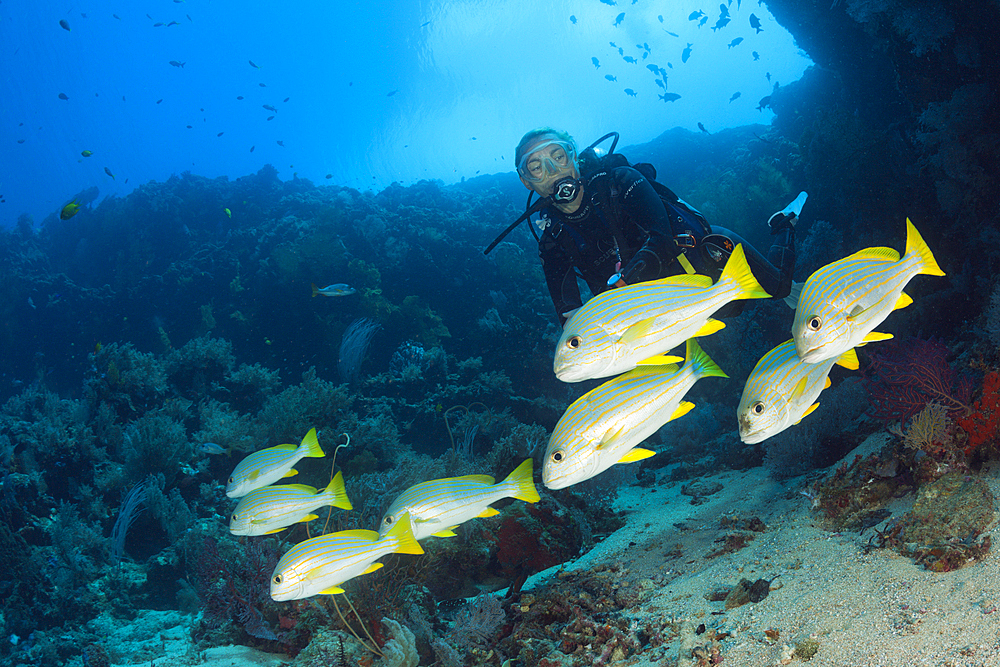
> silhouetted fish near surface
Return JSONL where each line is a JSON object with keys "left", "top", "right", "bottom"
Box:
{"left": 688, "top": 10, "right": 704, "bottom": 20}
{"left": 682, "top": 43, "right": 693, "bottom": 63}
{"left": 387, "top": 90, "right": 398, "bottom": 96}
{"left": 283, "top": 97, "right": 290, "bottom": 102}
{"left": 59, "top": 19, "right": 71, "bottom": 31}
{"left": 624, "top": 88, "right": 637, "bottom": 97}
{"left": 750, "top": 13, "right": 763, "bottom": 33}
{"left": 58, "top": 93, "right": 69, "bottom": 100}
{"left": 250, "top": 146, "right": 255, "bottom": 152}
{"left": 605, "top": 74, "right": 617, "bottom": 82}
{"left": 259, "top": 83, "right": 266, "bottom": 87}
{"left": 570, "top": 15, "right": 577, "bottom": 24}
{"left": 263, "top": 104, "right": 277, "bottom": 111}
{"left": 104, "top": 167, "right": 115, "bottom": 179}
{"left": 249, "top": 59, "right": 260, "bottom": 69}
{"left": 156, "top": 99, "right": 163, "bottom": 104}
{"left": 712, "top": 17, "right": 730, "bottom": 30}
{"left": 266, "top": 116, "right": 275, "bottom": 121}
{"left": 659, "top": 92, "right": 681, "bottom": 102}
{"left": 592, "top": 57, "right": 600, "bottom": 69}
{"left": 728, "top": 37, "right": 743, "bottom": 48}
{"left": 614, "top": 12, "right": 625, "bottom": 26}
{"left": 753, "top": 51, "right": 760, "bottom": 61}
{"left": 169, "top": 60, "right": 185, "bottom": 67}
{"left": 217, "top": 132, "right": 224, "bottom": 137}
{"left": 729, "top": 91, "right": 741, "bottom": 102}
{"left": 623, "top": 55, "right": 637, "bottom": 64}
{"left": 600, "top": 0, "right": 616, "bottom": 5}
{"left": 276, "top": 140, "right": 284, "bottom": 146}
{"left": 719, "top": 3, "right": 730, "bottom": 17}
{"left": 757, "top": 95, "right": 771, "bottom": 111}
{"left": 698, "top": 122, "right": 710, "bottom": 134}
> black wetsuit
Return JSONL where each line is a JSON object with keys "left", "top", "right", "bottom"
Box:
{"left": 537, "top": 164, "right": 795, "bottom": 325}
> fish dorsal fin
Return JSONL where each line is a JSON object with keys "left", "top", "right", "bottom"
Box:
{"left": 668, "top": 401, "right": 695, "bottom": 422}
{"left": 695, "top": 319, "right": 726, "bottom": 337}
{"left": 824, "top": 377, "right": 832, "bottom": 389}
{"left": 453, "top": 474, "right": 495, "bottom": 485}
{"left": 282, "top": 469, "right": 298, "bottom": 478}
{"left": 282, "top": 484, "right": 317, "bottom": 494}
{"left": 635, "top": 353, "right": 683, "bottom": 367}
{"left": 836, "top": 348, "right": 859, "bottom": 370}
{"left": 895, "top": 292, "right": 913, "bottom": 310}
{"left": 337, "top": 529, "right": 381, "bottom": 541}
{"left": 651, "top": 273, "right": 713, "bottom": 288}
{"left": 791, "top": 376, "right": 808, "bottom": 401}
{"left": 620, "top": 317, "right": 656, "bottom": 344}
{"left": 860, "top": 332, "right": 893, "bottom": 346}
{"left": 273, "top": 444, "right": 298, "bottom": 452}
{"left": 432, "top": 528, "right": 459, "bottom": 537}
{"left": 846, "top": 246, "right": 899, "bottom": 262}
{"left": 618, "top": 447, "right": 656, "bottom": 463}
{"left": 477, "top": 507, "right": 501, "bottom": 518}
{"left": 361, "top": 562, "right": 384, "bottom": 575}
{"left": 319, "top": 586, "right": 345, "bottom": 595}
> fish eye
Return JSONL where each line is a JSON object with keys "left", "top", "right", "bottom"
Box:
{"left": 232, "top": 514, "right": 237, "bottom": 521}
{"left": 807, "top": 316, "right": 822, "bottom": 331}
{"left": 384, "top": 516, "right": 393, "bottom": 525}
{"left": 227, "top": 476, "right": 234, "bottom": 484}
{"left": 567, "top": 336, "right": 582, "bottom": 349}
{"left": 551, "top": 450, "right": 564, "bottom": 463}
{"left": 273, "top": 575, "right": 282, "bottom": 584}
{"left": 751, "top": 402, "right": 765, "bottom": 415}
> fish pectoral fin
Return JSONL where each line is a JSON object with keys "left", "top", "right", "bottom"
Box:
{"left": 619, "top": 317, "right": 656, "bottom": 344}
{"left": 695, "top": 319, "right": 726, "bottom": 337}
{"left": 895, "top": 292, "right": 913, "bottom": 310}
{"left": 432, "top": 528, "right": 459, "bottom": 537}
{"left": 262, "top": 527, "right": 287, "bottom": 535}
{"left": 319, "top": 586, "right": 345, "bottom": 595}
{"left": 618, "top": 447, "right": 656, "bottom": 463}
{"left": 598, "top": 424, "right": 627, "bottom": 449}
{"left": 668, "top": 401, "right": 696, "bottom": 422}
{"left": 791, "top": 377, "right": 808, "bottom": 401}
{"left": 859, "top": 332, "right": 893, "bottom": 346}
{"left": 847, "top": 303, "right": 869, "bottom": 320}
{"left": 635, "top": 354, "right": 683, "bottom": 367}
{"left": 477, "top": 507, "right": 501, "bottom": 518}
{"left": 302, "top": 514, "right": 319, "bottom": 522}
{"left": 361, "top": 562, "right": 384, "bottom": 575}
{"left": 836, "top": 348, "right": 860, "bottom": 370}
{"left": 282, "top": 468, "right": 298, "bottom": 478}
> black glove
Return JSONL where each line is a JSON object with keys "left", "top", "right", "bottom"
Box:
{"left": 768, "top": 211, "right": 796, "bottom": 234}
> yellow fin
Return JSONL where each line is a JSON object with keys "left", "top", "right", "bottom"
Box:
{"left": 847, "top": 246, "right": 899, "bottom": 262}
{"left": 695, "top": 319, "right": 726, "bottom": 337}
{"left": 719, "top": 244, "right": 771, "bottom": 300}
{"left": 618, "top": 447, "right": 656, "bottom": 463}
{"left": 311, "top": 283, "right": 319, "bottom": 297}
{"left": 477, "top": 507, "right": 501, "bottom": 518}
{"left": 635, "top": 353, "right": 683, "bottom": 367}
{"left": 299, "top": 427, "right": 326, "bottom": 458}
{"left": 319, "top": 586, "right": 345, "bottom": 595}
{"left": 337, "top": 529, "right": 381, "bottom": 541}
{"left": 282, "top": 484, "right": 318, "bottom": 494}
{"left": 302, "top": 514, "right": 319, "bottom": 522}
{"left": 262, "top": 527, "right": 288, "bottom": 535}
{"left": 384, "top": 512, "right": 424, "bottom": 555}
{"left": 859, "top": 332, "right": 893, "bottom": 346}
{"left": 847, "top": 302, "right": 869, "bottom": 319}
{"left": 501, "top": 458, "right": 540, "bottom": 504}
{"left": 791, "top": 376, "right": 808, "bottom": 401}
{"left": 668, "top": 401, "right": 695, "bottom": 422}
{"left": 904, "top": 218, "right": 945, "bottom": 276}
{"left": 800, "top": 402, "right": 820, "bottom": 420}
{"left": 432, "top": 528, "right": 458, "bottom": 537}
{"left": 452, "top": 474, "right": 495, "bottom": 484}
{"left": 325, "top": 470, "right": 353, "bottom": 511}
{"left": 361, "top": 562, "right": 384, "bottom": 575}
{"left": 650, "top": 273, "right": 713, "bottom": 288}
{"left": 282, "top": 468, "right": 298, "bottom": 478}
{"left": 836, "top": 348, "right": 859, "bottom": 371}
{"left": 895, "top": 292, "right": 913, "bottom": 310}
{"left": 685, "top": 337, "right": 728, "bottom": 379}
{"left": 620, "top": 317, "right": 656, "bottom": 344}
{"left": 599, "top": 424, "right": 626, "bottom": 449}
{"left": 824, "top": 377, "right": 832, "bottom": 390}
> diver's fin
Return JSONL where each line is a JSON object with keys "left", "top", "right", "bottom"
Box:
{"left": 835, "top": 348, "right": 859, "bottom": 370}
{"left": 618, "top": 447, "right": 656, "bottom": 463}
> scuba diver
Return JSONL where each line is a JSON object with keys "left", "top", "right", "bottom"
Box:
{"left": 495, "top": 128, "right": 799, "bottom": 326}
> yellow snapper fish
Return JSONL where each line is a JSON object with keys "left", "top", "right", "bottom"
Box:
{"left": 544, "top": 337, "right": 726, "bottom": 490}
{"left": 229, "top": 471, "right": 352, "bottom": 536}
{"left": 270, "top": 512, "right": 423, "bottom": 601}
{"left": 226, "top": 428, "right": 325, "bottom": 498}
{"left": 554, "top": 244, "right": 769, "bottom": 382}
{"left": 792, "top": 219, "right": 944, "bottom": 364}
{"left": 378, "top": 459, "right": 540, "bottom": 540}
{"left": 738, "top": 340, "right": 859, "bottom": 444}
{"left": 311, "top": 282, "right": 356, "bottom": 297}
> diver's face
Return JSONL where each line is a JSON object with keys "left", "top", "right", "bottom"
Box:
{"left": 518, "top": 135, "right": 578, "bottom": 197}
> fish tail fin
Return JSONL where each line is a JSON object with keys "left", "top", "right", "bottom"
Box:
{"left": 685, "top": 337, "right": 728, "bottom": 379}
{"left": 323, "top": 470, "right": 353, "bottom": 510}
{"left": 384, "top": 512, "right": 424, "bottom": 555}
{"left": 502, "top": 458, "right": 541, "bottom": 503}
{"left": 904, "top": 218, "right": 945, "bottom": 277}
{"left": 298, "top": 428, "right": 326, "bottom": 458}
{"left": 311, "top": 283, "right": 319, "bottom": 297}
{"left": 719, "top": 244, "right": 771, "bottom": 300}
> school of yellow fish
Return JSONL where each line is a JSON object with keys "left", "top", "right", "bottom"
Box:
{"left": 227, "top": 216, "right": 942, "bottom": 605}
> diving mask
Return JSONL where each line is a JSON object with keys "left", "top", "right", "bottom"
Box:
{"left": 517, "top": 139, "right": 577, "bottom": 183}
